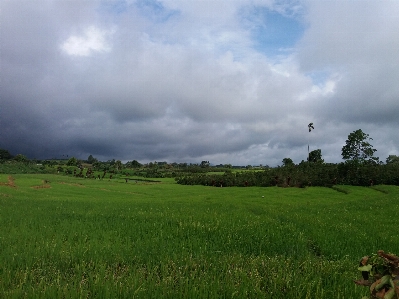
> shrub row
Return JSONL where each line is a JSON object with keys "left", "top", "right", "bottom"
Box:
{"left": 176, "top": 162, "right": 399, "bottom": 187}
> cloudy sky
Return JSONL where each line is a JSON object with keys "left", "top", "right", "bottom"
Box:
{"left": 1, "top": 0, "right": 398, "bottom": 166}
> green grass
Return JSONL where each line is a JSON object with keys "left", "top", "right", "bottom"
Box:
{"left": 1, "top": 174, "right": 398, "bottom": 298}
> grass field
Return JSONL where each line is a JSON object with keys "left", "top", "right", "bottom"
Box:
{"left": 1, "top": 174, "right": 398, "bottom": 298}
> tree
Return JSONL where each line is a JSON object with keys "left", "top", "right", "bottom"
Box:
{"left": 341, "top": 129, "right": 378, "bottom": 163}
{"left": 0, "top": 148, "right": 12, "bottom": 160}
{"left": 386, "top": 155, "right": 399, "bottom": 164}
{"left": 308, "top": 149, "right": 324, "bottom": 163}
{"left": 67, "top": 157, "right": 79, "bottom": 166}
{"left": 87, "top": 155, "right": 98, "bottom": 164}
{"left": 14, "top": 154, "right": 28, "bottom": 162}
{"left": 308, "top": 122, "right": 315, "bottom": 164}
{"left": 200, "top": 161, "right": 210, "bottom": 168}
{"left": 114, "top": 160, "right": 123, "bottom": 171}
{"left": 282, "top": 158, "right": 294, "bottom": 167}
{"left": 126, "top": 160, "right": 142, "bottom": 168}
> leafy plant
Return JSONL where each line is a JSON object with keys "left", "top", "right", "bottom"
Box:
{"left": 355, "top": 250, "right": 399, "bottom": 298}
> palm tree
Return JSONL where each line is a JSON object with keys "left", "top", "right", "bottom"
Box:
{"left": 308, "top": 123, "right": 314, "bottom": 163}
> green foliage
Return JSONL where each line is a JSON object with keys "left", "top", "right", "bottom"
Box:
{"left": 200, "top": 160, "right": 210, "bottom": 168}
{"left": 66, "top": 157, "right": 79, "bottom": 166}
{"left": 308, "top": 149, "right": 324, "bottom": 163}
{"left": 282, "top": 157, "right": 294, "bottom": 167}
{"left": 114, "top": 160, "right": 123, "bottom": 171}
{"left": 342, "top": 129, "right": 378, "bottom": 163}
{"left": 87, "top": 154, "right": 98, "bottom": 164}
{"left": 0, "top": 148, "right": 12, "bottom": 160}
{"left": 0, "top": 161, "right": 56, "bottom": 174}
{"left": 125, "top": 160, "right": 142, "bottom": 168}
{"left": 386, "top": 155, "right": 399, "bottom": 164}
{"left": 13, "top": 154, "right": 28, "bottom": 162}
{"left": 177, "top": 162, "right": 399, "bottom": 187}
{"left": 355, "top": 251, "right": 399, "bottom": 298}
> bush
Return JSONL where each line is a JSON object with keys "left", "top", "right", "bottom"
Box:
{"left": 176, "top": 163, "right": 399, "bottom": 188}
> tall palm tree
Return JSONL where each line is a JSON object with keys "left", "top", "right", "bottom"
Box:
{"left": 308, "top": 123, "right": 314, "bottom": 163}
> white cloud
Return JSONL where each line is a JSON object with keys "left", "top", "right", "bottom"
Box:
{"left": 61, "top": 26, "right": 114, "bottom": 56}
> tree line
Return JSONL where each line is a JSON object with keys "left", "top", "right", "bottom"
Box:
{"left": 175, "top": 160, "right": 399, "bottom": 187}
{"left": 1, "top": 129, "right": 399, "bottom": 186}
{"left": 176, "top": 129, "right": 399, "bottom": 187}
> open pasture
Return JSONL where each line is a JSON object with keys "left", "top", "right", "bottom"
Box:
{"left": 1, "top": 174, "right": 398, "bottom": 298}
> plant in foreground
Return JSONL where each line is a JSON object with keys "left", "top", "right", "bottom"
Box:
{"left": 354, "top": 250, "right": 399, "bottom": 298}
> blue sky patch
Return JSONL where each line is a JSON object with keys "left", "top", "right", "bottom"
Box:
{"left": 98, "top": 0, "right": 179, "bottom": 23}
{"left": 135, "top": 0, "right": 180, "bottom": 23}
{"left": 244, "top": 7, "right": 306, "bottom": 57}
{"left": 306, "top": 70, "right": 332, "bottom": 87}
{"left": 99, "top": 1, "right": 128, "bottom": 15}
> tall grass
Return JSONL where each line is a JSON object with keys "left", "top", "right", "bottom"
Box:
{"left": 1, "top": 174, "right": 398, "bottom": 298}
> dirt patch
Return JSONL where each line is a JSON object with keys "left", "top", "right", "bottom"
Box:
{"left": 59, "top": 182, "right": 85, "bottom": 187}
{"left": 0, "top": 176, "right": 16, "bottom": 188}
{"left": 31, "top": 180, "right": 51, "bottom": 189}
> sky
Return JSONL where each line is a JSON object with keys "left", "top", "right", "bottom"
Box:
{"left": 1, "top": 0, "right": 399, "bottom": 166}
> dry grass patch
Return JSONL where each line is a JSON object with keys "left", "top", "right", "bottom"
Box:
{"left": 0, "top": 176, "right": 16, "bottom": 187}
{"left": 31, "top": 179, "right": 52, "bottom": 189}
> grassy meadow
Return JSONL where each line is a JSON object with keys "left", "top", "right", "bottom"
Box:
{"left": 1, "top": 173, "right": 398, "bottom": 298}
